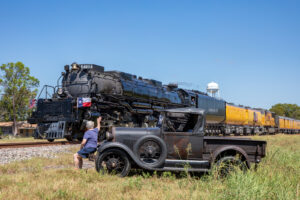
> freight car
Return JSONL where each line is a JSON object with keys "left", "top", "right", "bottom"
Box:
{"left": 222, "top": 104, "right": 300, "bottom": 135}
{"left": 28, "top": 63, "right": 300, "bottom": 141}
{"left": 222, "top": 104, "right": 277, "bottom": 135}
{"left": 277, "top": 116, "right": 300, "bottom": 134}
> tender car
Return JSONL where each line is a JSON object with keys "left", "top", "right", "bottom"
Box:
{"left": 95, "top": 108, "right": 267, "bottom": 177}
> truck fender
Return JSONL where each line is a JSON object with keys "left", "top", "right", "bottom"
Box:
{"left": 97, "top": 142, "right": 159, "bottom": 171}
{"left": 211, "top": 146, "right": 251, "bottom": 168}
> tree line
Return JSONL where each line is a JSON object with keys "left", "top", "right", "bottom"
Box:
{"left": 270, "top": 103, "right": 300, "bottom": 120}
{"left": 0, "top": 62, "right": 300, "bottom": 136}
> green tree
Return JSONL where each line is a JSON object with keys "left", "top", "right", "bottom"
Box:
{"left": 0, "top": 62, "right": 39, "bottom": 136}
{"left": 270, "top": 103, "right": 300, "bottom": 120}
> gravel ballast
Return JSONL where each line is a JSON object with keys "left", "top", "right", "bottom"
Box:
{"left": 0, "top": 145, "right": 78, "bottom": 165}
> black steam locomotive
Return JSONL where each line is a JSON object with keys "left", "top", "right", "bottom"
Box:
{"left": 29, "top": 63, "right": 225, "bottom": 141}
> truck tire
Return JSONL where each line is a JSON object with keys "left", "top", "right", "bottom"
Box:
{"left": 133, "top": 135, "right": 167, "bottom": 168}
{"left": 95, "top": 149, "right": 131, "bottom": 177}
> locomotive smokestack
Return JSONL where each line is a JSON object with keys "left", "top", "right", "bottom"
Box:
{"left": 64, "top": 65, "right": 69, "bottom": 72}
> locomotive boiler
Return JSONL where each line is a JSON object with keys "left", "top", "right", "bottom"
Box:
{"left": 29, "top": 63, "right": 226, "bottom": 141}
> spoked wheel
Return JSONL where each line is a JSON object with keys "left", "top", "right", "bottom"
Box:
{"left": 95, "top": 149, "right": 131, "bottom": 177}
{"left": 138, "top": 141, "right": 162, "bottom": 164}
{"left": 216, "top": 156, "right": 247, "bottom": 177}
{"left": 133, "top": 135, "right": 167, "bottom": 168}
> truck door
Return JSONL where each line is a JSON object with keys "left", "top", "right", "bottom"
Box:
{"left": 162, "top": 114, "right": 203, "bottom": 160}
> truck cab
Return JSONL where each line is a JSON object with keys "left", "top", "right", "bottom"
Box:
{"left": 96, "top": 107, "right": 266, "bottom": 177}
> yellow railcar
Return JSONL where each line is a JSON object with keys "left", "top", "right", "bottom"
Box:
{"left": 278, "top": 116, "right": 299, "bottom": 131}
{"left": 253, "top": 110, "right": 263, "bottom": 126}
{"left": 291, "top": 119, "right": 294, "bottom": 129}
{"left": 296, "top": 120, "right": 300, "bottom": 130}
{"left": 264, "top": 111, "right": 276, "bottom": 127}
{"left": 292, "top": 119, "right": 299, "bottom": 130}
{"left": 284, "top": 118, "right": 290, "bottom": 129}
{"left": 288, "top": 119, "right": 293, "bottom": 129}
{"left": 297, "top": 120, "right": 300, "bottom": 130}
{"left": 247, "top": 109, "right": 255, "bottom": 125}
{"left": 283, "top": 118, "right": 287, "bottom": 129}
{"left": 225, "top": 104, "right": 248, "bottom": 125}
{"left": 224, "top": 103, "right": 299, "bottom": 135}
{"left": 292, "top": 120, "right": 296, "bottom": 130}
{"left": 261, "top": 112, "right": 266, "bottom": 126}
{"left": 245, "top": 108, "right": 263, "bottom": 126}
{"left": 278, "top": 117, "right": 285, "bottom": 129}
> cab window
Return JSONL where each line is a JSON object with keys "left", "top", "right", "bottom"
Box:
{"left": 163, "top": 113, "right": 198, "bottom": 133}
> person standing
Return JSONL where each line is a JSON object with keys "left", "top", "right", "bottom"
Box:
{"left": 74, "top": 116, "right": 101, "bottom": 169}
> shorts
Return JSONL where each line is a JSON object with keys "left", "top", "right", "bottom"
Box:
{"left": 77, "top": 147, "right": 97, "bottom": 158}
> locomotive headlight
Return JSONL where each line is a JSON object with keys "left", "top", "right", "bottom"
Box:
{"left": 106, "top": 131, "right": 114, "bottom": 141}
{"left": 57, "top": 88, "right": 63, "bottom": 95}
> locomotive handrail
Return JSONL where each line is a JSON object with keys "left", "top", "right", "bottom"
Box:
{"left": 57, "top": 74, "right": 63, "bottom": 89}
{"left": 38, "top": 85, "right": 55, "bottom": 100}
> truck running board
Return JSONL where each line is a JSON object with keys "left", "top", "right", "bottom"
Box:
{"left": 159, "top": 159, "right": 210, "bottom": 171}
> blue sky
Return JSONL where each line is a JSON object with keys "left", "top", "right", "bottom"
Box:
{"left": 0, "top": 0, "right": 299, "bottom": 109}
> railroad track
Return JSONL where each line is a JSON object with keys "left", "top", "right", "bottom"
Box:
{"left": 0, "top": 141, "right": 80, "bottom": 149}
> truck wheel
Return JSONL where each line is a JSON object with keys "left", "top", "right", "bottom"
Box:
{"left": 95, "top": 149, "right": 131, "bottom": 177}
{"left": 133, "top": 135, "right": 167, "bottom": 168}
{"left": 47, "top": 139, "right": 54, "bottom": 142}
{"left": 216, "top": 156, "right": 247, "bottom": 177}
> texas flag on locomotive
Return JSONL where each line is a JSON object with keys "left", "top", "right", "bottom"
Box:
{"left": 29, "top": 99, "right": 36, "bottom": 109}
{"left": 77, "top": 97, "right": 92, "bottom": 108}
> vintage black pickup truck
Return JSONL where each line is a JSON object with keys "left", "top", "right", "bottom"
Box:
{"left": 95, "top": 108, "right": 267, "bottom": 177}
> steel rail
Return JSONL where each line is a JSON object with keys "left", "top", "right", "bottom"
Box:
{"left": 0, "top": 141, "right": 80, "bottom": 149}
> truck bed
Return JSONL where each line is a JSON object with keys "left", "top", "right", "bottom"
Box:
{"left": 203, "top": 136, "right": 267, "bottom": 164}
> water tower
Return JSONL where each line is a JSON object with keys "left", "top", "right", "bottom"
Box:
{"left": 207, "top": 82, "right": 220, "bottom": 98}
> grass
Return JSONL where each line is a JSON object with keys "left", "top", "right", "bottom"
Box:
{"left": 0, "top": 134, "right": 299, "bottom": 200}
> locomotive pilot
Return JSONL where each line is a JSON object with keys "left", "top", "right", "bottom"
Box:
{"left": 73, "top": 116, "right": 102, "bottom": 169}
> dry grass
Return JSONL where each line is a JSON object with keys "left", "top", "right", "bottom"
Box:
{"left": 0, "top": 134, "right": 299, "bottom": 200}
